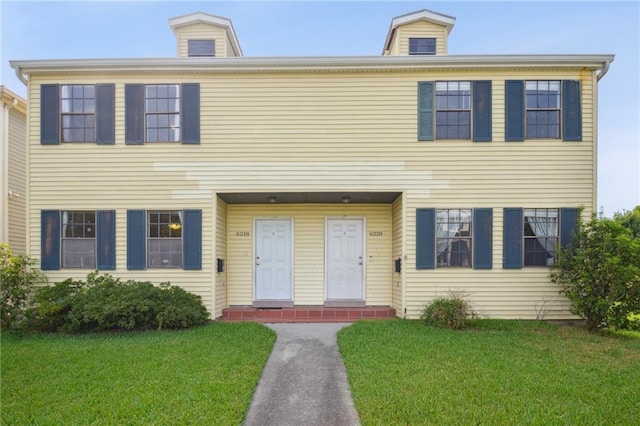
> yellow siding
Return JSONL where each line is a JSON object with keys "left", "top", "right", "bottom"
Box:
{"left": 226, "top": 204, "right": 392, "bottom": 306}
{"left": 214, "top": 197, "right": 227, "bottom": 317}
{"left": 7, "top": 107, "right": 27, "bottom": 253}
{"left": 391, "top": 194, "right": 404, "bottom": 314}
{"left": 175, "top": 23, "right": 227, "bottom": 57}
{"left": 26, "top": 66, "right": 597, "bottom": 319}
{"left": 395, "top": 21, "right": 448, "bottom": 55}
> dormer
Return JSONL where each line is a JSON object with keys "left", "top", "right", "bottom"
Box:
{"left": 169, "top": 12, "right": 243, "bottom": 58}
{"left": 383, "top": 9, "right": 455, "bottom": 56}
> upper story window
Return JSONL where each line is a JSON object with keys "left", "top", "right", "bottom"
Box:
{"left": 61, "top": 211, "right": 96, "bottom": 268}
{"left": 145, "top": 84, "right": 180, "bottom": 143}
{"left": 436, "top": 209, "right": 472, "bottom": 267}
{"left": 435, "top": 81, "right": 471, "bottom": 139}
{"left": 418, "top": 81, "right": 491, "bottom": 142}
{"left": 409, "top": 38, "right": 436, "bottom": 55}
{"left": 61, "top": 85, "right": 95, "bottom": 142}
{"left": 525, "top": 81, "right": 560, "bottom": 139}
{"left": 188, "top": 39, "right": 215, "bottom": 57}
{"left": 147, "top": 210, "right": 183, "bottom": 268}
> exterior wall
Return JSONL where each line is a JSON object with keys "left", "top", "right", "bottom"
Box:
{"left": 175, "top": 23, "right": 228, "bottom": 57}
{"left": 1, "top": 88, "right": 27, "bottom": 254}
{"left": 7, "top": 108, "right": 27, "bottom": 253}
{"left": 391, "top": 194, "right": 404, "bottom": 314}
{"left": 226, "top": 204, "right": 392, "bottom": 306}
{"left": 394, "top": 21, "right": 448, "bottom": 55}
{"left": 215, "top": 197, "right": 228, "bottom": 317}
{"left": 25, "top": 66, "right": 597, "bottom": 319}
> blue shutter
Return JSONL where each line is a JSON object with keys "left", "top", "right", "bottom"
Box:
{"left": 416, "top": 208, "right": 435, "bottom": 269}
{"left": 181, "top": 83, "right": 200, "bottom": 144}
{"left": 473, "top": 81, "right": 492, "bottom": 142}
{"left": 127, "top": 210, "right": 146, "bottom": 270}
{"left": 182, "top": 209, "right": 202, "bottom": 270}
{"left": 41, "top": 84, "right": 59, "bottom": 145}
{"left": 125, "top": 84, "right": 144, "bottom": 145}
{"left": 96, "top": 84, "right": 115, "bottom": 144}
{"left": 473, "top": 208, "right": 493, "bottom": 269}
{"left": 560, "top": 208, "right": 579, "bottom": 248}
{"left": 505, "top": 81, "right": 524, "bottom": 142}
{"left": 418, "top": 82, "right": 434, "bottom": 141}
{"left": 563, "top": 80, "right": 582, "bottom": 141}
{"left": 503, "top": 208, "right": 523, "bottom": 269}
{"left": 41, "top": 210, "right": 60, "bottom": 270}
{"left": 97, "top": 210, "right": 116, "bottom": 270}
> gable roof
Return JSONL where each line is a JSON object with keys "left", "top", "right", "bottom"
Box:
{"left": 169, "top": 12, "right": 243, "bottom": 57}
{"left": 383, "top": 9, "right": 456, "bottom": 54}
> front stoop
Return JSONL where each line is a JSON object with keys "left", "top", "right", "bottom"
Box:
{"left": 221, "top": 306, "right": 396, "bottom": 323}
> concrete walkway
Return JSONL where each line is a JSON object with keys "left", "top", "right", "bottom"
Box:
{"left": 243, "top": 323, "right": 360, "bottom": 426}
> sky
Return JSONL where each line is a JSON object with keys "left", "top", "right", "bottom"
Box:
{"left": 1, "top": 0, "right": 638, "bottom": 216}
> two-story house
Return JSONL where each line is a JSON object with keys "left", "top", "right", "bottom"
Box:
{"left": 10, "top": 9, "right": 614, "bottom": 320}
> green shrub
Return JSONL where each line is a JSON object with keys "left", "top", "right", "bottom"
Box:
{"left": 29, "top": 272, "right": 209, "bottom": 333}
{"left": 422, "top": 295, "right": 471, "bottom": 329}
{"left": 551, "top": 214, "right": 640, "bottom": 331}
{"left": 27, "top": 278, "right": 86, "bottom": 332}
{"left": 0, "top": 244, "right": 46, "bottom": 331}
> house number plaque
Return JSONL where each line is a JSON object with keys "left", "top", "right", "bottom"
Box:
{"left": 368, "top": 232, "right": 383, "bottom": 237}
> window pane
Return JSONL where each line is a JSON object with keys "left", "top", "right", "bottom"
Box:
{"left": 148, "top": 239, "right": 182, "bottom": 268}
{"left": 62, "top": 239, "right": 96, "bottom": 268}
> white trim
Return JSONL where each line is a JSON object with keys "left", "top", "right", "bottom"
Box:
{"left": 324, "top": 216, "right": 366, "bottom": 303}
{"left": 10, "top": 54, "right": 615, "bottom": 75}
{"left": 252, "top": 217, "right": 294, "bottom": 302}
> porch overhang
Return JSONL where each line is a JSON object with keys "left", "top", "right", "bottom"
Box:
{"left": 217, "top": 191, "right": 402, "bottom": 204}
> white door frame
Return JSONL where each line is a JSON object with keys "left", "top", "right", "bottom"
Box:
{"left": 253, "top": 217, "right": 294, "bottom": 303}
{"left": 324, "top": 217, "right": 366, "bottom": 302}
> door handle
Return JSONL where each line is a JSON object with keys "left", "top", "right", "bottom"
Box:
{"left": 358, "top": 256, "right": 363, "bottom": 266}
{"left": 256, "top": 256, "right": 261, "bottom": 266}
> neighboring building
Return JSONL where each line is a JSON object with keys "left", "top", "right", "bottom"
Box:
{"left": 1, "top": 86, "right": 27, "bottom": 254}
{"left": 10, "top": 9, "right": 614, "bottom": 320}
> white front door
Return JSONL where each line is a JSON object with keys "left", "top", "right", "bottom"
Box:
{"left": 255, "top": 219, "right": 292, "bottom": 301}
{"left": 326, "top": 219, "right": 364, "bottom": 300}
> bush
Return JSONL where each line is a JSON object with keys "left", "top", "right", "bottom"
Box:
{"left": 422, "top": 295, "right": 471, "bottom": 329}
{"left": 0, "top": 244, "right": 46, "bottom": 331}
{"left": 551, "top": 214, "right": 640, "bottom": 331}
{"left": 29, "top": 272, "right": 210, "bottom": 332}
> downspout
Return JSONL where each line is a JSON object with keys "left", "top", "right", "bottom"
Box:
{"left": 1, "top": 97, "right": 19, "bottom": 244}
{"left": 597, "top": 60, "right": 611, "bottom": 82}
{"left": 14, "top": 66, "right": 28, "bottom": 86}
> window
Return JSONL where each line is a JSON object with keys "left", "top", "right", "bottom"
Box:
{"left": 436, "top": 209, "right": 472, "bottom": 267}
{"left": 147, "top": 210, "right": 182, "bottom": 268}
{"left": 41, "top": 210, "right": 115, "bottom": 271}
{"left": 188, "top": 40, "right": 215, "bottom": 57}
{"left": 436, "top": 81, "right": 471, "bottom": 139}
{"left": 61, "top": 85, "right": 95, "bottom": 142}
{"left": 525, "top": 81, "right": 560, "bottom": 139}
{"left": 145, "top": 84, "right": 180, "bottom": 143}
{"left": 41, "top": 84, "right": 115, "bottom": 145}
{"left": 61, "top": 211, "right": 96, "bottom": 268}
{"left": 416, "top": 208, "right": 492, "bottom": 270}
{"left": 524, "top": 208, "right": 559, "bottom": 266}
{"left": 127, "top": 209, "right": 201, "bottom": 270}
{"left": 409, "top": 38, "right": 436, "bottom": 55}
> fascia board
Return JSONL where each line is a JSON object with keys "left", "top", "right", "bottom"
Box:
{"left": 10, "top": 54, "right": 615, "bottom": 74}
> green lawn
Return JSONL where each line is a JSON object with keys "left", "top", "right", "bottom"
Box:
{"left": 1, "top": 323, "right": 275, "bottom": 425}
{"left": 338, "top": 320, "right": 640, "bottom": 425}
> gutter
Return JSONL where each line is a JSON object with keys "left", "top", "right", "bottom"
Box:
{"left": 10, "top": 54, "right": 616, "bottom": 74}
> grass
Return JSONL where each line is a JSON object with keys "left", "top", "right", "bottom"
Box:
{"left": 338, "top": 319, "right": 640, "bottom": 425}
{"left": 1, "top": 322, "right": 275, "bottom": 425}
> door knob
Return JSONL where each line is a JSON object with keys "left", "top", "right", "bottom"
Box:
{"left": 256, "top": 256, "right": 261, "bottom": 266}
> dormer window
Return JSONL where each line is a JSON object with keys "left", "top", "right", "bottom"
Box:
{"left": 409, "top": 38, "right": 436, "bottom": 55}
{"left": 188, "top": 40, "right": 215, "bottom": 57}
